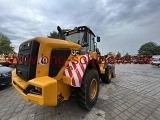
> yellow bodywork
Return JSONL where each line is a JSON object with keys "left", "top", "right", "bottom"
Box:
{"left": 12, "top": 69, "right": 57, "bottom": 105}
{"left": 12, "top": 37, "right": 80, "bottom": 106}
{"left": 12, "top": 37, "right": 105, "bottom": 106}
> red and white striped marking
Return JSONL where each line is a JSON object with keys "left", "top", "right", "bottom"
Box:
{"left": 63, "top": 54, "right": 92, "bottom": 87}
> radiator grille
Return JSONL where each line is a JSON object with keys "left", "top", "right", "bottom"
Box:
{"left": 49, "top": 49, "right": 71, "bottom": 77}
{"left": 16, "top": 40, "right": 39, "bottom": 81}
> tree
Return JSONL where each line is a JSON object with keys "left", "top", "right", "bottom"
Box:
{"left": 117, "top": 52, "right": 121, "bottom": 58}
{"left": 107, "top": 52, "right": 114, "bottom": 56}
{"left": 0, "top": 33, "right": 14, "bottom": 55}
{"left": 47, "top": 31, "right": 59, "bottom": 39}
{"left": 125, "top": 52, "right": 129, "bottom": 56}
{"left": 155, "top": 45, "right": 160, "bottom": 55}
{"left": 47, "top": 29, "right": 70, "bottom": 39}
{"left": 124, "top": 52, "right": 131, "bottom": 60}
{"left": 138, "top": 42, "right": 160, "bottom": 55}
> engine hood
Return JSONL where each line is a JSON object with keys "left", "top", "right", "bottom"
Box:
{"left": 22, "top": 37, "right": 81, "bottom": 50}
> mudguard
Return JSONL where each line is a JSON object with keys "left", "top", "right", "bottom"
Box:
{"left": 63, "top": 54, "right": 92, "bottom": 87}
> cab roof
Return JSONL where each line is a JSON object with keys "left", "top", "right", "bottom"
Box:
{"left": 65, "top": 26, "right": 96, "bottom": 37}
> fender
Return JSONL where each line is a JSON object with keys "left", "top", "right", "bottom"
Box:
{"left": 63, "top": 54, "right": 92, "bottom": 87}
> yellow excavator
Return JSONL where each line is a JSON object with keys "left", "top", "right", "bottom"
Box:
{"left": 12, "top": 26, "right": 115, "bottom": 110}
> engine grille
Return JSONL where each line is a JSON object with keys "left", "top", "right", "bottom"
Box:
{"left": 49, "top": 49, "right": 71, "bottom": 77}
{"left": 16, "top": 40, "right": 40, "bottom": 81}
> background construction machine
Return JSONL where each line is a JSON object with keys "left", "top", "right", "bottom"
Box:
{"left": 12, "top": 26, "right": 115, "bottom": 110}
{"left": 0, "top": 52, "right": 17, "bottom": 67}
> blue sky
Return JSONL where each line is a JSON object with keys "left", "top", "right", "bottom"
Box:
{"left": 0, "top": 0, "right": 160, "bottom": 55}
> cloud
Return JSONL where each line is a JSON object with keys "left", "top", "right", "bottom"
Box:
{"left": 0, "top": 0, "right": 160, "bottom": 55}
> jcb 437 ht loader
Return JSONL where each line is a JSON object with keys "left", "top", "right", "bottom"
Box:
{"left": 12, "top": 26, "right": 115, "bottom": 110}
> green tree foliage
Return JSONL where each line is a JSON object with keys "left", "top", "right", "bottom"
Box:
{"left": 47, "top": 29, "right": 70, "bottom": 39}
{"left": 47, "top": 31, "right": 59, "bottom": 39}
{"left": 0, "top": 33, "right": 14, "bottom": 55}
{"left": 107, "top": 52, "right": 114, "bottom": 56}
{"left": 117, "top": 51, "right": 121, "bottom": 58}
{"left": 138, "top": 42, "right": 160, "bottom": 55}
{"left": 125, "top": 52, "right": 129, "bottom": 56}
{"left": 124, "top": 52, "right": 130, "bottom": 60}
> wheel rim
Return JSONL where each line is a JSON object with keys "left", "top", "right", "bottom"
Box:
{"left": 108, "top": 69, "right": 112, "bottom": 79}
{"left": 89, "top": 79, "right": 97, "bottom": 100}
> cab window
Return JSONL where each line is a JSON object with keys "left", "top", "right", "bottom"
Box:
{"left": 87, "top": 32, "right": 95, "bottom": 51}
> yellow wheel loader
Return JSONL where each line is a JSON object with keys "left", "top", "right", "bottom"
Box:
{"left": 12, "top": 26, "right": 115, "bottom": 110}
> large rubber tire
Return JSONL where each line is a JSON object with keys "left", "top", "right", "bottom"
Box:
{"left": 76, "top": 69, "right": 100, "bottom": 110}
{"left": 101, "top": 67, "right": 112, "bottom": 84}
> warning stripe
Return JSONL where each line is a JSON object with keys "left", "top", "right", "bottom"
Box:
{"left": 63, "top": 54, "right": 92, "bottom": 87}
{"left": 72, "top": 62, "right": 81, "bottom": 79}
{"left": 71, "top": 62, "right": 82, "bottom": 85}
{"left": 80, "top": 62, "right": 85, "bottom": 72}
{"left": 75, "top": 63, "right": 83, "bottom": 84}
{"left": 76, "top": 63, "right": 83, "bottom": 77}
{"left": 65, "top": 64, "right": 76, "bottom": 86}
{"left": 69, "top": 62, "right": 80, "bottom": 87}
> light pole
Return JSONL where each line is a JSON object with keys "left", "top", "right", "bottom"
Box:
{"left": 102, "top": 48, "right": 103, "bottom": 56}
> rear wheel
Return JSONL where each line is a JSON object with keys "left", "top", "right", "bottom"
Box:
{"left": 101, "top": 67, "right": 112, "bottom": 84}
{"left": 76, "top": 69, "right": 99, "bottom": 110}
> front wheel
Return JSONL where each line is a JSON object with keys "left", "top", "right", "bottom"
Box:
{"left": 76, "top": 69, "right": 100, "bottom": 110}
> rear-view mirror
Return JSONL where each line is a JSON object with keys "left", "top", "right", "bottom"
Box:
{"left": 97, "top": 36, "right": 100, "bottom": 42}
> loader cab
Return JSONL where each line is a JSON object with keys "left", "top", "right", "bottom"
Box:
{"left": 65, "top": 26, "right": 100, "bottom": 54}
